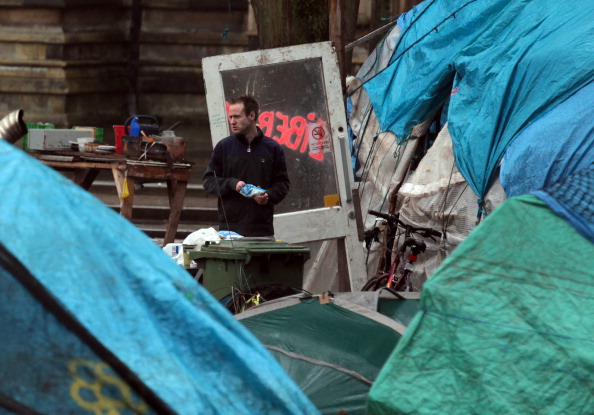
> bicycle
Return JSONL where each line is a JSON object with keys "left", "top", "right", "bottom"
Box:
{"left": 362, "top": 210, "right": 442, "bottom": 292}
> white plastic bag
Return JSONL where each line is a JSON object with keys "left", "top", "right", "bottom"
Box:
{"left": 183, "top": 227, "right": 221, "bottom": 250}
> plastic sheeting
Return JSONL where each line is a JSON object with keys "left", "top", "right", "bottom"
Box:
{"left": 367, "top": 195, "right": 594, "bottom": 414}
{"left": 363, "top": 0, "right": 594, "bottom": 213}
{"left": 348, "top": 76, "right": 423, "bottom": 280}
{"left": 449, "top": 0, "right": 594, "bottom": 205}
{"left": 397, "top": 124, "right": 506, "bottom": 288}
{"left": 0, "top": 141, "right": 318, "bottom": 415}
{"left": 501, "top": 81, "right": 594, "bottom": 197}
{"left": 362, "top": 0, "right": 509, "bottom": 140}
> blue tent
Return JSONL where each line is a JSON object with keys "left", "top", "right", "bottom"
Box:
{"left": 0, "top": 140, "right": 318, "bottom": 414}
{"left": 448, "top": 0, "right": 594, "bottom": 210}
{"left": 363, "top": 0, "right": 508, "bottom": 142}
{"left": 363, "top": 0, "right": 594, "bottom": 216}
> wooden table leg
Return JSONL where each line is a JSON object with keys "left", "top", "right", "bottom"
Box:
{"left": 74, "top": 168, "right": 99, "bottom": 190}
{"left": 163, "top": 179, "right": 188, "bottom": 245}
{"left": 120, "top": 176, "right": 135, "bottom": 219}
{"left": 167, "top": 179, "right": 176, "bottom": 205}
{"left": 111, "top": 167, "right": 126, "bottom": 199}
{"left": 111, "top": 167, "right": 135, "bottom": 219}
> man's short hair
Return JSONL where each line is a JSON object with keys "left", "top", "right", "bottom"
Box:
{"left": 230, "top": 95, "right": 260, "bottom": 121}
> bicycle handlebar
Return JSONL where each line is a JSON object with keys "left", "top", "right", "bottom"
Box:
{"left": 368, "top": 209, "right": 394, "bottom": 222}
{"left": 368, "top": 209, "right": 442, "bottom": 239}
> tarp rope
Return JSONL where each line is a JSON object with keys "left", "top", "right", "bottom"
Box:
{"left": 264, "top": 345, "right": 374, "bottom": 386}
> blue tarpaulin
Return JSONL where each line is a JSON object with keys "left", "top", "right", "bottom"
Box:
{"left": 500, "top": 81, "right": 594, "bottom": 197}
{"left": 533, "top": 164, "right": 594, "bottom": 245}
{"left": 363, "top": 0, "right": 594, "bottom": 215}
{"left": 0, "top": 140, "right": 319, "bottom": 415}
{"left": 362, "top": 0, "right": 509, "bottom": 141}
{"left": 448, "top": 0, "right": 594, "bottom": 208}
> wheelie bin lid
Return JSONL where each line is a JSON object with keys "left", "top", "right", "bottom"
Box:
{"left": 188, "top": 239, "right": 311, "bottom": 262}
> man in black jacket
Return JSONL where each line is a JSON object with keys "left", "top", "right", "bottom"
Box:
{"left": 203, "top": 95, "right": 290, "bottom": 237}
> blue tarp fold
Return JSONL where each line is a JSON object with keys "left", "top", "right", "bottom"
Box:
{"left": 0, "top": 141, "right": 318, "bottom": 415}
{"left": 500, "top": 81, "right": 594, "bottom": 197}
{"left": 533, "top": 164, "right": 594, "bottom": 245}
{"left": 449, "top": 0, "right": 594, "bottom": 202}
{"left": 363, "top": 0, "right": 594, "bottom": 209}
{"left": 362, "top": 0, "right": 509, "bottom": 141}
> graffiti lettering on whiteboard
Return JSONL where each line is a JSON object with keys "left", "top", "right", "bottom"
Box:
{"left": 259, "top": 111, "right": 331, "bottom": 162}
{"left": 224, "top": 101, "right": 331, "bottom": 162}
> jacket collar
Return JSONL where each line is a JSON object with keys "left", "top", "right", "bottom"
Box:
{"left": 235, "top": 127, "right": 264, "bottom": 146}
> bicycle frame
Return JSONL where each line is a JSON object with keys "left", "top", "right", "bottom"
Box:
{"left": 377, "top": 239, "right": 424, "bottom": 291}
{"left": 363, "top": 209, "right": 441, "bottom": 292}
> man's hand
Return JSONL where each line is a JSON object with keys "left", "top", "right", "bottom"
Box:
{"left": 236, "top": 181, "right": 246, "bottom": 192}
{"left": 253, "top": 193, "right": 269, "bottom": 205}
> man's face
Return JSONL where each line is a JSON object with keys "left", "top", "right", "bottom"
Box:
{"left": 228, "top": 103, "right": 255, "bottom": 136}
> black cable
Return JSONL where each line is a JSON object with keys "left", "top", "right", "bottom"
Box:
{"left": 212, "top": 170, "right": 233, "bottom": 240}
{"left": 377, "top": 286, "right": 406, "bottom": 300}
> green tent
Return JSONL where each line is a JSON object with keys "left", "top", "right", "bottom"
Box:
{"left": 368, "top": 195, "right": 594, "bottom": 414}
{"left": 237, "top": 292, "right": 420, "bottom": 415}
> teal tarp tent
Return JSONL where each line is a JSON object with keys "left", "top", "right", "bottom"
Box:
{"left": 0, "top": 141, "right": 318, "bottom": 414}
{"left": 367, "top": 194, "right": 594, "bottom": 414}
{"left": 363, "top": 0, "right": 594, "bottom": 215}
{"left": 237, "top": 292, "right": 420, "bottom": 415}
{"left": 363, "top": 0, "right": 509, "bottom": 140}
{"left": 448, "top": 0, "right": 594, "bottom": 210}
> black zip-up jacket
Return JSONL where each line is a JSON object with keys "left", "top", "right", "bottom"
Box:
{"left": 202, "top": 128, "right": 290, "bottom": 236}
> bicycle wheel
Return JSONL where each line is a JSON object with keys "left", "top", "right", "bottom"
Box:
{"left": 361, "top": 274, "right": 390, "bottom": 291}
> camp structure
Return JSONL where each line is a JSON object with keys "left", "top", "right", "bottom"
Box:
{"left": 0, "top": 139, "right": 318, "bottom": 414}
{"left": 366, "top": 162, "right": 594, "bottom": 413}
{"left": 348, "top": 0, "right": 594, "bottom": 288}
{"left": 236, "top": 291, "right": 420, "bottom": 415}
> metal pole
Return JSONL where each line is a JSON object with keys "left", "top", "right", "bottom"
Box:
{"left": 345, "top": 20, "right": 397, "bottom": 52}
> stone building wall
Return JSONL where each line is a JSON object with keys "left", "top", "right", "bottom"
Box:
{"left": 0, "top": 0, "right": 419, "bottom": 177}
{"left": 0, "top": 0, "right": 250, "bottom": 174}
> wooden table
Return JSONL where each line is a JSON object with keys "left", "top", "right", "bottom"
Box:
{"left": 32, "top": 152, "right": 192, "bottom": 245}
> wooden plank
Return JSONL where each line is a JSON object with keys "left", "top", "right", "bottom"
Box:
{"left": 38, "top": 160, "right": 123, "bottom": 170}
{"left": 111, "top": 166, "right": 126, "bottom": 200}
{"left": 126, "top": 163, "right": 191, "bottom": 181}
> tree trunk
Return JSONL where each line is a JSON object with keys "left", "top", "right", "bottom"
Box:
{"left": 368, "top": 0, "right": 392, "bottom": 51}
{"left": 250, "top": 0, "right": 359, "bottom": 74}
{"left": 343, "top": 0, "right": 360, "bottom": 76}
{"left": 251, "top": 0, "right": 329, "bottom": 49}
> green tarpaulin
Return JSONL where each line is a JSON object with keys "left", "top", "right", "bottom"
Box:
{"left": 368, "top": 195, "right": 594, "bottom": 414}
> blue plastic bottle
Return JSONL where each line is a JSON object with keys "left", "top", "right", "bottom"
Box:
{"left": 130, "top": 117, "right": 140, "bottom": 136}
